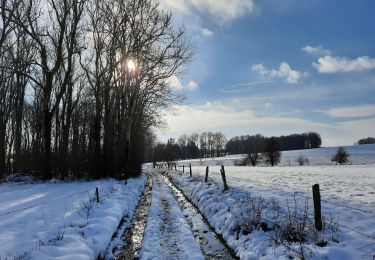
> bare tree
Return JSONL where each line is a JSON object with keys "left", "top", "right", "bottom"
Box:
{"left": 213, "top": 132, "right": 226, "bottom": 157}
{"left": 4, "top": 0, "right": 87, "bottom": 179}
{"left": 0, "top": 0, "right": 192, "bottom": 180}
{"left": 263, "top": 137, "right": 281, "bottom": 166}
{"left": 207, "top": 131, "right": 214, "bottom": 157}
{"left": 199, "top": 132, "right": 207, "bottom": 158}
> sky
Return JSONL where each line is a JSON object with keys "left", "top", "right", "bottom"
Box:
{"left": 156, "top": 0, "right": 375, "bottom": 147}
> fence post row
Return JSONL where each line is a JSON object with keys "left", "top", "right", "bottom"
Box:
{"left": 205, "top": 166, "right": 209, "bottom": 183}
{"left": 95, "top": 187, "right": 100, "bottom": 203}
{"left": 220, "top": 165, "right": 228, "bottom": 191}
{"left": 312, "top": 184, "right": 322, "bottom": 231}
{"left": 189, "top": 163, "right": 192, "bottom": 177}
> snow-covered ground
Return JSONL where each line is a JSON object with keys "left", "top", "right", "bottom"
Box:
{"left": 162, "top": 153, "right": 375, "bottom": 259}
{"left": 175, "top": 144, "right": 375, "bottom": 167}
{"left": 0, "top": 176, "right": 146, "bottom": 259}
{"left": 141, "top": 174, "right": 204, "bottom": 260}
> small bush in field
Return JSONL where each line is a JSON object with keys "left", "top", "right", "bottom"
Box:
{"left": 331, "top": 147, "right": 350, "bottom": 165}
{"left": 296, "top": 155, "right": 309, "bottom": 166}
{"left": 247, "top": 152, "right": 262, "bottom": 166}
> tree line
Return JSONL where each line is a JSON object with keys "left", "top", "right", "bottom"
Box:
{"left": 149, "top": 131, "right": 322, "bottom": 166}
{"left": 356, "top": 137, "right": 375, "bottom": 145}
{"left": 147, "top": 132, "right": 227, "bottom": 163}
{"left": 0, "top": 0, "right": 192, "bottom": 180}
{"left": 225, "top": 132, "right": 322, "bottom": 155}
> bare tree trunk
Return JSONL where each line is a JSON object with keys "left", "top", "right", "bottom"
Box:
{"left": 0, "top": 114, "right": 6, "bottom": 179}
{"left": 13, "top": 82, "right": 25, "bottom": 170}
{"left": 61, "top": 97, "right": 72, "bottom": 179}
{"left": 43, "top": 110, "right": 53, "bottom": 180}
{"left": 93, "top": 92, "right": 102, "bottom": 179}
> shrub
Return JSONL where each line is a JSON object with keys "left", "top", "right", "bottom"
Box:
{"left": 247, "top": 152, "right": 262, "bottom": 166}
{"left": 331, "top": 147, "right": 350, "bottom": 165}
{"left": 296, "top": 155, "right": 309, "bottom": 166}
{"left": 238, "top": 152, "right": 262, "bottom": 166}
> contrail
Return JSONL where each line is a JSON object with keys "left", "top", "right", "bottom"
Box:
{"left": 220, "top": 80, "right": 273, "bottom": 93}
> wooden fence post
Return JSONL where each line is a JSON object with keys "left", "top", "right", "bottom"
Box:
{"left": 189, "top": 163, "right": 192, "bottom": 177}
{"left": 220, "top": 165, "right": 228, "bottom": 191}
{"left": 175, "top": 163, "right": 177, "bottom": 171}
{"left": 183, "top": 165, "right": 185, "bottom": 173}
{"left": 205, "top": 166, "right": 209, "bottom": 183}
{"left": 312, "top": 184, "right": 322, "bottom": 231}
{"left": 95, "top": 187, "right": 100, "bottom": 203}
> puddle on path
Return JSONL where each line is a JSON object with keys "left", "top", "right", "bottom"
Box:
{"left": 114, "top": 176, "right": 152, "bottom": 259}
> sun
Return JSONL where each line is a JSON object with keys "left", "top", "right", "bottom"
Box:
{"left": 127, "top": 59, "right": 136, "bottom": 72}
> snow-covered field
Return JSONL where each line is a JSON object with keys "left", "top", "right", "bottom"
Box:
{"left": 1, "top": 144, "right": 373, "bottom": 259}
{"left": 176, "top": 144, "right": 375, "bottom": 167}
{"left": 0, "top": 176, "right": 146, "bottom": 259}
{"left": 166, "top": 166, "right": 375, "bottom": 259}
{"left": 162, "top": 144, "right": 375, "bottom": 259}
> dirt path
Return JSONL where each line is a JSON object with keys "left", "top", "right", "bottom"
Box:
{"left": 162, "top": 175, "right": 237, "bottom": 259}
{"left": 114, "top": 171, "right": 236, "bottom": 259}
{"left": 141, "top": 174, "right": 204, "bottom": 259}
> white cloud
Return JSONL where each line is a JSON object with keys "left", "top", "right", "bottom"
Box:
{"left": 319, "top": 104, "right": 375, "bottom": 118}
{"left": 157, "top": 0, "right": 189, "bottom": 13}
{"left": 158, "top": 100, "right": 375, "bottom": 146}
{"left": 158, "top": 0, "right": 254, "bottom": 23}
{"left": 166, "top": 75, "right": 183, "bottom": 90}
{"left": 313, "top": 56, "right": 375, "bottom": 73}
{"left": 201, "top": 28, "right": 214, "bottom": 37}
{"left": 166, "top": 76, "right": 198, "bottom": 91}
{"left": 264, "top": 102, "right": 273, "bottom": 109}
{"left": 162, "top": 102, "right": 256, "bottom": 133}
{"left": 187, "top": 80, "right": 199, "bottom": 90}
{"left": 301, "top": 45, "right": 331, "bottom": 56}
{"left": 252, "top": 62, "right": 304, "bottom": 84}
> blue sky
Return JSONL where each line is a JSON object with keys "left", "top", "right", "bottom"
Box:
{"left": 157, "top": 0, "right": 375, "bottom": 146}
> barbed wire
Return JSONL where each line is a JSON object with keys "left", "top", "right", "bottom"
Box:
{"left": 320, "top": 199, "right": 375, "bottom": 216}
{"left": 338, "top": 223, "right": 375, "bottom": 240}
{"left": 181, "top": 166, "right": 375, "bottom": 217}
{"left": 171, "top": 167, "right": 375, "bottom": 242}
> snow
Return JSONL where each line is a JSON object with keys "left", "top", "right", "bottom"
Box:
{"left": 162, "top": 145, "right": 375, "bottom": 259}
{"left": 140, "top": 173, "right": 204, "bottom": 260}
{"left": 0, "top": 176, "right": 146, "bottom": 259}
{"left": 1, "top": 144, "right": 373, "bottom": 259}
{"left": 174, "top": 143, "right": 375, "bottom": 167}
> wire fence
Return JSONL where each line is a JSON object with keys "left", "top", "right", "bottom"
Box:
{"left": 187, "top": 166, "right": 375, "bottom": 217}
{"left": 169, "top": 165, "right": 375, "bottom": 242}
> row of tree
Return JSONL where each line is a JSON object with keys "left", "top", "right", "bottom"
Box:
{"left": 150, "top": 132, "right": 227, "bottom": 162}
{"left": 225, "top": 132, "right": 322, "bottom": 155}
{"left": 146, "top": 131, "right": 227, "bottom": 165}
{"left": 151, "top": 132, "right": 322, "bottom": 165}
{"left": 0, "top": 0, "right": 192, "bottom": 180}
{"left": 356, "top": 137, "right": 375, "bottom": 145}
